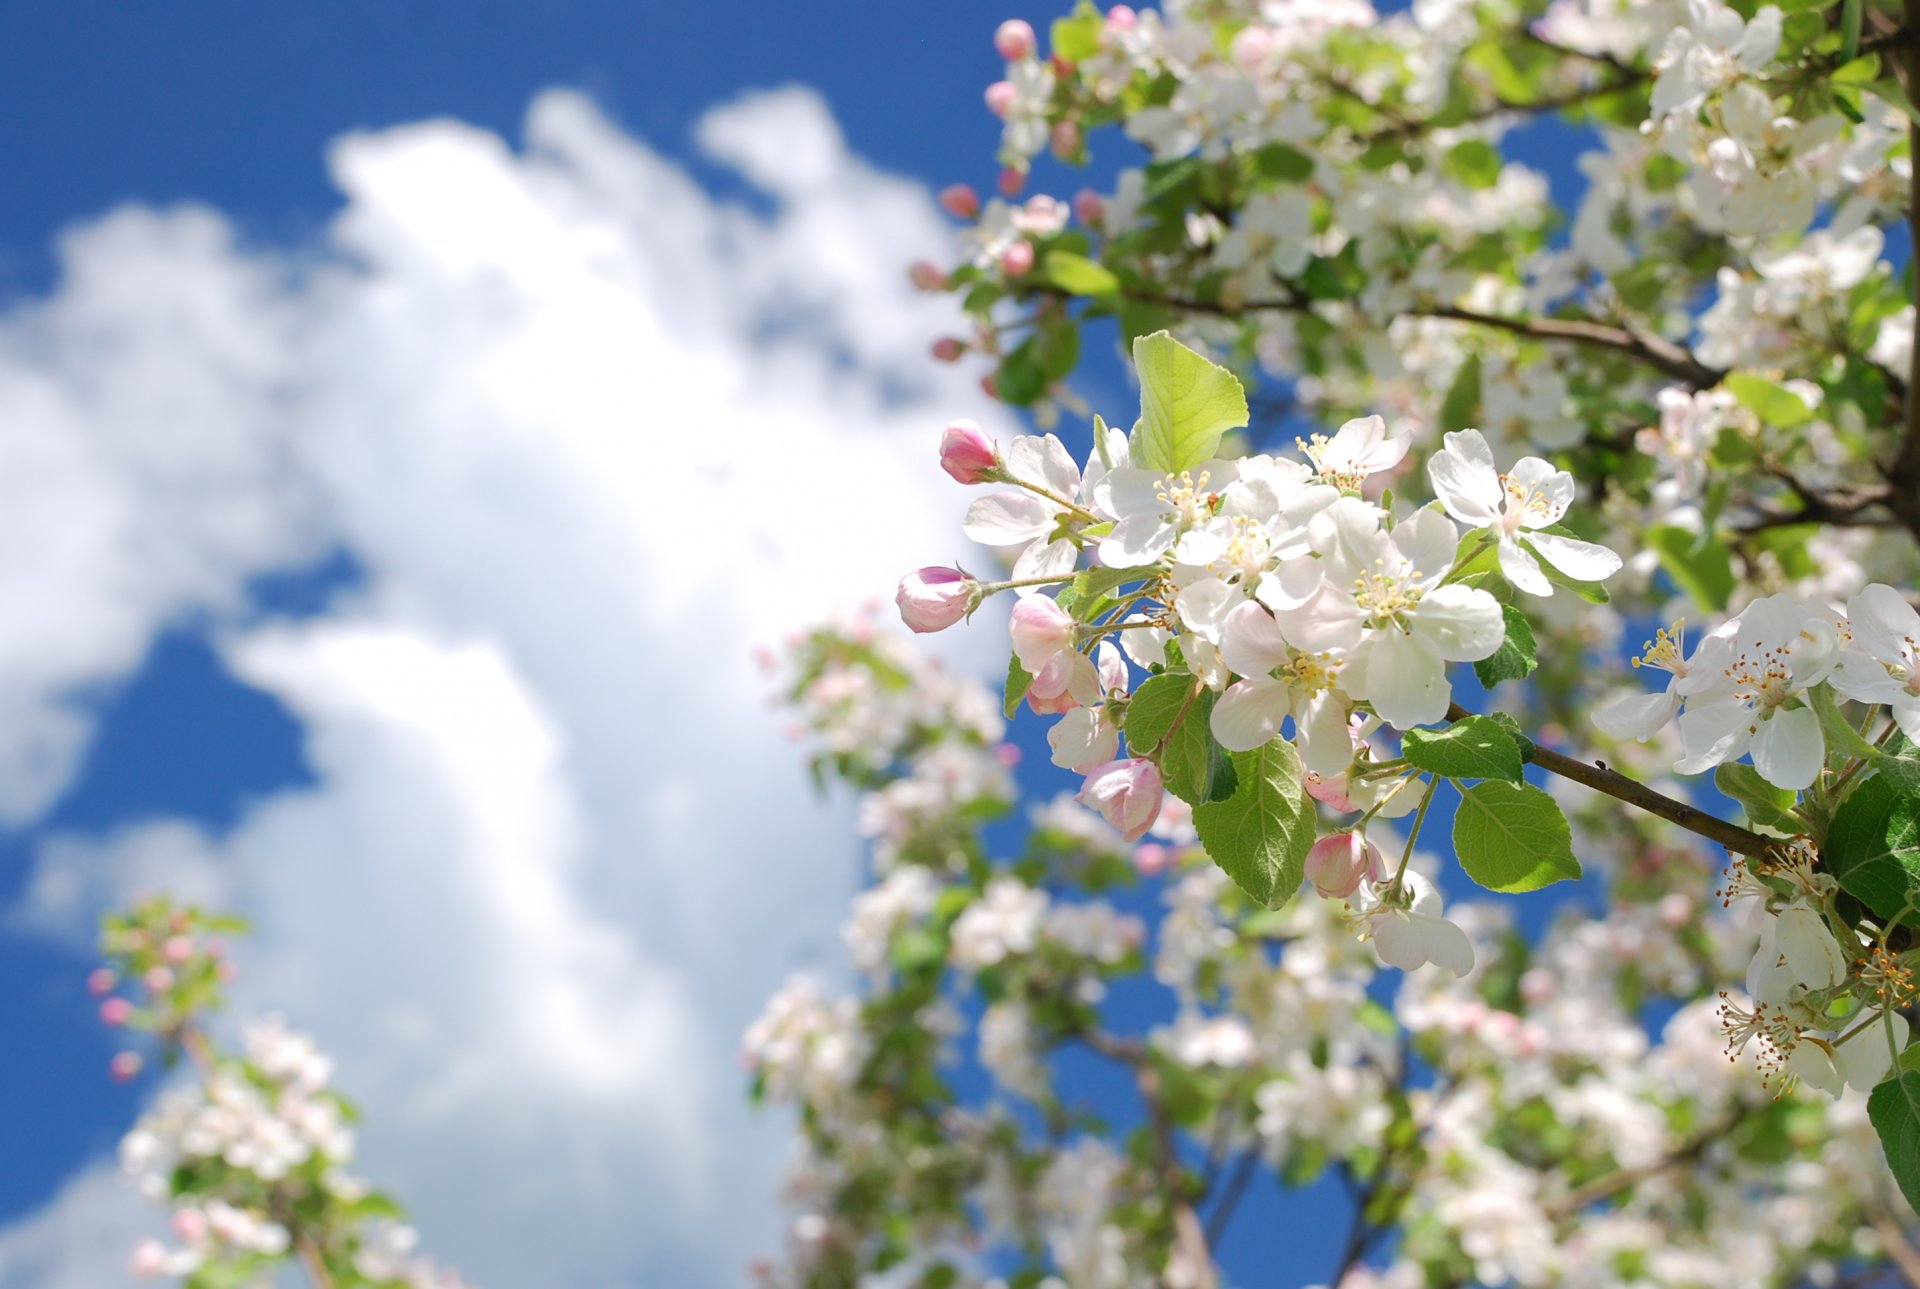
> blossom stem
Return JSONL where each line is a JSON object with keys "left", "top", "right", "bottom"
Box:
{"left": 1386, "top": 776, "right": 1440, "bottom": 902}
{"left": 983, "top": 574, "right": 1073, "bottom": 593}
{"left": 1009, "top": 475, "right": 1099, "bottom": 522}
{"left": 1445, "top": 702, "right": 1773, "bottom": 857}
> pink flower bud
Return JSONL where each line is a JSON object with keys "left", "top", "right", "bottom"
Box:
{"left": 980, "top": 372, "right": 999, "bottom": 399}
{"left": 896, "top": 567, "right": 977, "bottom": 633}
{"left": 172, "top": 1208, "right": 208, "bottom": 1244}
{"left": 1230, "top": 26, "right": 1273, "bottom": 71}
{"left": 1026, "top": 684, "right": 1082, "bottom": 715}
{"left": 908, "top": 259, "right": 948, "bottom": 292}
{"left": 1001, "top": 240, "right": 1035, "bottom": 276}
{"left": 162, "top": 935, "right": 193, "bottom": 963}
{"left": 1303, "top": 832, "right": 1388, "bottom": 900}
{"left": 1051, "top": 120, "right": 1081, "bottom": 159}
{"left": 985, "top": 80, "right": 1018, "bottom": 119}
{"left": 1304, "top": 771, "right": 1355, "bottom": 813}
{"left": 87, "top": 967, "right": 117, "bottom": 996}
{"left": 940, "top": 419, "right": 1000, "bottom": 483}
{"left": 144, "top": 966, "right": 174, "bottom": 993}
{"left": 130, "top": 1238, "right": 168, "bottom": 1276}
{"left": 100, "top": 997, "right": 133, "bottom": 1027}
{"left": 995, "top": 742, "right": 1022, "bottom": 767}
{"left": 994, "top": 18, "right": 1037, "bottom": 60}
{"left": 1133, "top": 842, "right": 1173, "bottom": 876}
{"left": 998, "top": 166, "right": 1025, "bottom": 198}
{"left": 1073, "top": 188, "right": 1106, "bottom": 227}
{"left": 938, "top": 183, "right": 981, "bottom": 219}
{"left": 1076, "top": 759, "right": 1164, "bottom": 842}
{"left": 110, "top": 1051, "right": 143, "bottom": 1082}
{"left": 931, "top": 337, "right": 966, "bottom": 363}
{"left": 1049, "top": 53, "right": 1076, "bottom": 78}
{"left": 1107, "top": 4, "right": 1137, "bottom": 31}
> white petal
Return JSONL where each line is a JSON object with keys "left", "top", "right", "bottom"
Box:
{"left": 1010, "top": 537, "right": 1078, "bottom": 593}
{"left": 1675, "top": 698, "right": 1757, "bottom": 775}
{"left": 1392, "top": 507, "right": 1459, "bottom": 585}
{"left": 1297, "top": 691, "right": 1353, "bottom": 777}
{"left": 1211, "top": 677, "right": 1291, "bottom": 752}
{"left": 1425, "top": 429, "right": 1502, "bottom": 527}
{"left": 1526, "top": 532, "right": 1623, "bottom": 583}
{"left": 1219, "top": 601, "right": 1291, "bottom": 678}
{"left": 1174, "top": 578, "right": 1237, "bottom": 643}
{"left": 1351, "top": 632, "right": 1449, "bottom": 729}
{"left": 1099, "top": 515, "right": 1175, "bottom": 568}
{"left": 1497, "top": 536, "right": 1552, "bottom": 597}
{"left": 1840, "top": 1013, "right": 1909, "bottom": 1092}
{"left": 1749, "top": 704, "right": 1823, "bottom": 791}
{"left": 1505, "top": 457, "right": 1573, "bottom": 527}
{"left": 964, "top": 492, "right": 1054, "bottom": 545}
{"left": 1280, "top": 584, "right": 1365, "bottom": 653}
{"left": 1847, "top": 583, "right": 1920, "bottom": 664}
{"left": 1411, "top": 585, "right": 1506, "bottom": 662}
{"left": 1008, "top": 432, "right": 1081, "bottom": 499}
{"left": 1774, "top": 906, "right": 1848, "bottom": 991}
{"left": 1593, "top": 689, "right": 1680, "bottom": 741}
{"left": 1100, "top": 468, "right": 1169, "bottom": 520}
{"left": 1254, "top": 559, "right": 1323, "bottom": 613}
{"left": 1173, "top": 521, "right": 1232, "bottom": 567}
{"left": 1786, "top": 1040, "right": 1844, "bottom": 1097}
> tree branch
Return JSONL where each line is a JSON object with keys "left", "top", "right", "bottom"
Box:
{"left": 1872, "top": 1210, "right": 1920, "bottom": 1289}
{"left": 1445, "top": 702, "right": 1774, "bottom": 857}
{"left": 1890, "top": 0, "right": 1920, "bottom": 537}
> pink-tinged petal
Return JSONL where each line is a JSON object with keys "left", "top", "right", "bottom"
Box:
{"left": 1099, "top": 514, "right": 1175, "bottom": 568}
{"left": 1749, "top": 704, "right": 1823, "bottom": 791}
{"left": 1426, "top": 429, "right": 1502, "bottom": 526}
{"left": 1219, "top": 601, "right": 1290, "bottom": 678}
{"left": 1593, "top": 689, "right": 1680, "bottom": 741}
{"left": 1010, "top": 596, "right": 1076, "bottom": 672}
{"left": 1411, "top": 584, "right": 1505, "bottom": 662}
{"left": 1049, "top": 707, "right": 1118, "bottom": 772}
{"left": 1496, "top": 536, "right": 1552, "bottom": 597}
{"left": 964, "top": 492, "right": 1054, "bottom": 545}
{"left": 1211, "top": 677, "right": 1291, "bottom": 752}
{"left": 1525, "top": 532, "right": 1622, "bottom": 583}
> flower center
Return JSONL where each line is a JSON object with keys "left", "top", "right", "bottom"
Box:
{"left": 1497, "top": 472, "right": 1556, "bottom": 533}
{"left": 1631, "top": 620, "right": 1688, "bottom": 675}
{"left": 1352, "top": 559, "right": 1422, "bottom": 630}
{"left": 1154, "top": 469, "right": 1218, "bottom": 528}
{"left": 1721, "top": 643, "right": 1794, "bottom": 708}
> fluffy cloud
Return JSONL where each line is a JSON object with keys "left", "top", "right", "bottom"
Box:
{"left": 2, "top": 86, "right": 1014, "bottom": 1286}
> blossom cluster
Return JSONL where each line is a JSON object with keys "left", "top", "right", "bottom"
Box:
{"left": 96, "top": 897, "right": 471, "bottom": 1289}
{"left": 747, "top": 618, "right": 1915, "bottom": 1289}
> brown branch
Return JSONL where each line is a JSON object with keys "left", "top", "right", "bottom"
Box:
{"left": 1545, "top": 1117, "right": 1734, "bottom": 1218}
{"left": 1873, "top": 1211, "right": 1920, "bottom": 1289}
{"left": 1079, "top": 1032, "right": 1216, "bottom": 1289}
{"left": 1445, "top": 702, "right": 1774, "bottom": 857}
{"left": 1891, "top": 0, "right": 1920, "bottom": 538}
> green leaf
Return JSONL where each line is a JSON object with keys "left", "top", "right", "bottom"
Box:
{"left": 1042, "top": 250, "right": 1121, "bottom": 297}
{"left": 1715, "top": 763, "right": 1799, "bottom": 831}
{"left": 1825, "top": 774, "right": 1920, "bottom": 924}
{"left": 1444, "top": 139, "right": 1503, "bottom": 189}
{"left": 1162, "top": 688, "right": 1236, "bottom": 805}
{"left": 1811, "top": 681, "right": 1883, "bottom": 762}
{"left": 1124, "top": 671, "right": 1195, "bottom": 751}
{"left": 1474, "top": 604, "right": 1538, "bottom": 686}
{"left": 1646, "top": 524, "right": 1735, "bottom": 612}
{"left": 1865, "top": 78, "right": 1920, "bottom": 126}
{"left": 1193, "top": 737, "right": 1316, "bottom": 909}
{"left": 1254, "top": 143, "right": 1314, "bottom": 182}
{"left": 1130, "top": 331, "right": 1249, "bottom": 473}
{"left": 1404, "top": 716, "right": 1524, "bottom": 782}
{"left": 1438, "top": 354, "right": 1482, "bottom": 433}
{"left": 1725, "top": 372, "right": 1814, "bottom": 429}
{"left": 1070, "top": 564, "right": 1140, "bottom": 606}
{"left": 1869, "top": 1071, "right": 1920, "bottom": 1211}
{"left": 1005, "top": 653, "right": 1033, "bottom": 720}
{"left": 1453, "top": 780, "right": 1582, "bottom": 892}
{"left": 1050, "top": 1, "right": 1104, "bottom": 61}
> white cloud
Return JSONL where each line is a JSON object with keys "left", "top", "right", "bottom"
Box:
{"left": 2, "top": 86, "right": 1016, "bottom": 1286}
{"left": 0, "top": 1166, "right": 157, "bottom": 1289}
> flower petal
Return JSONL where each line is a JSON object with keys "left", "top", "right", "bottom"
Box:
{"left": 964, "top": 492, "right": 1054, "bottom": 545}
{"left": 1750, "top": 704, "right": 1823, "bottom": 791}
{"left": 1425, "top": 429, "right": 1502, "bottom": 527}
{"left": 1211, "top": 677, "right": 1291, "bottom": 752}
{"left": 1526, "top": 532, "right": 1623, "bottom": 583}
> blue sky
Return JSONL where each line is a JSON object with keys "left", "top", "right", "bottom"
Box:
{"left": 0, "top": 5, "right": 1612, "bottom": 1287}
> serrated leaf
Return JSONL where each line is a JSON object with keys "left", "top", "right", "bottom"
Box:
{"left": 1005, "top": 653, "right": 1034, "bottom": 720}
{"left": 1870, "top": 1071, "right": 1920, "bottom": 1211}
{"left": 1826, "top": 774, "right": 1920, "bottom": 923}
{"left": 1193, "top": 737, "right": 1315, "bottom": 909}
{"left": 1131, "top": 331, "right": 1249, "bottom": 473}
{"left": 1453, "top": 780, "right": 1582, "bottom": 892}
{"left": 1070, "top": 564, "right": 1140, "bottom": 605}
{"left": 1404, "top": 716, "right": 1524, "bottom": 782}
{"left": 1043, "top": 250, "right": 1121, "bottom": 297}
{"left": 1050, "top": 1, "right": 1104, "bottom": 61}
{"left": 1715, "top": 762, "right": 1799, "bottom": 831}
{"left": 1474, "top": 604, "right": 1538, "bottom": 686}
{"left": 1162, "top": 687, "right": 1233, "bottom": 805}
{"left": 1124, "top": 671, "right": 1194, "bottom": 750}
